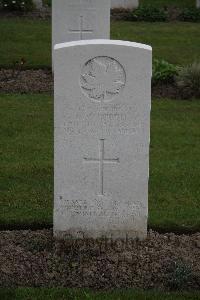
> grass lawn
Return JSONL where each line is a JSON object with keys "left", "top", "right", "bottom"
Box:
{"left": 0, "top": 19, "right": 51, "bottom": 69}
{"left": 0, "top": 94, "right": 200, "bottom": 232}
{"left": 0, "top": 94, "right": 53, "bottom": 227}
{"left": 140, "top": 0, "right": 196, "bottom": 8}
{"left": 1, "top": 288, "right": 200, "bottom": 300}
{"left": 0, "top": 19, "right": 200, "bottom": 68}
{"left": 111, "top": 22, "right": 200, "bottom": 65}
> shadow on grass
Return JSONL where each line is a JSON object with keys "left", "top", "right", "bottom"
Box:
{"left": 0, "top": 222, "right": 200, "bottom": 235}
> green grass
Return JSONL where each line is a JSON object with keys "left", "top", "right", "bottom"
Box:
{"left": 0, "top": 94, "right": 53, "bottom": 227}
{"left": 0, "top": 19, "right": 200, "bottom": 68}
{"left": 149, "top": 99, "right": 200, "bottom": 232}
{"left": 111, "top": 22, "right": 200, "bottom": 65}
{"left": 0, "top": 19, "right": 51, "bottom": 69}
{"left": 140, "top": 0, "right": 195, "bottom": 8}
{"left": 1, "top": 288, "right": 200, "bottom": 300}
{"left": 0, "top": 94, "right": 200, "bottom": 231}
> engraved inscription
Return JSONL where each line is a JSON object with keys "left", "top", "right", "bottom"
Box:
{"left": 83, "top": 139, "right": 120, "bottom": 195}
{"left": 68, "top": 15, "right": 93, "bottom": 40}
{"left": 56, "top": 197, "right": 146, "bottom": 219}
{"left": 63, "top": 103, "right": 139, "bottom": 137}
{"left": 80, "top": 56, "right": 126, "bottom": 102}
{"left": 68, "top": 0, "right": 94, "bottom": 7}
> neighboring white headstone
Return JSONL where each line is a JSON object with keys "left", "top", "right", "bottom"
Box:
{"left": 33, "top": 0, "right": 43, "bottom": 10}
{"left": 54, "top": 40, "right": 152, "bottom": 240}
{"left": 111, "top": 0, "right": 139, "bottom": 9}
{"left": 52, "top": 0, "right": 110, "bottom": 49}
{"left": 197, "top": 0, "right": 200, "bottom": 8}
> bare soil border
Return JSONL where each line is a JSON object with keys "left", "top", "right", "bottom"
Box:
{"left": 0, "top": 7, "right": 186, "bottom": 22}
{"left": 0, "top": 69, "right": 195, "bottom": 99}
{"left": 0, "top": 229, "right": 200, "bottom": 290}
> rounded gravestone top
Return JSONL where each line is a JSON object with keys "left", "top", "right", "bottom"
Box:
{"left": 80, "top": 56, "right": 126, "bottom": 103}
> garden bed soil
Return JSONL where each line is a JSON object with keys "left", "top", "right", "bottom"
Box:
{"left": 0, "top": 229, "right": 200, "bottom": 290}
{"left": 0, "top": 7, "right": 182, "bottom": 21}
{"left": 0, "top": 9, "right": 51, "bottom": 19}
{"left": 0, "top": 69, "right": 186, "bottom": 99}
{"left": 111, "top": 7, "right": 182, "bottom": 21}
{"left": 152, "top": 83, "right": 181, "bottom": 99}
{"left": 0, "top": 69, "right": 53, "bottom": 94}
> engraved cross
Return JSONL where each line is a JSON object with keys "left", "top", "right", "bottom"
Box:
{"left": 68, "top": 15, "right": 93, "bottom": 40}
{"left": 83, "top": 139, "right": 120, "bottom": 196}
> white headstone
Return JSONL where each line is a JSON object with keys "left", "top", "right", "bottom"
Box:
{"left": 52, "top": 0, "right": 110, "bottom": 48}
{"left": 33, "top": 0, "right": 43, "bottom": 10}
{"left": 111, "top": 0, "right": 139, "bottom": 9}
{"left": 54, "top": 40, "right": 152, "bottom": 240}
{"left": 197, "top": 0, "right": 200, "bottom": 8}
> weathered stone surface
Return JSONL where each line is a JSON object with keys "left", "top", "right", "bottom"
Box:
{"left": 52, "top": 0, "right": 110, "bottom": 48}
{"left": 54, "top": 40, "right": 152, "bottom": 240}
{"left": 111, "top": 0, "right": 139, "bottom": 9}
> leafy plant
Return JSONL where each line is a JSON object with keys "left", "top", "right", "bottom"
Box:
{"left": 152, "top": 59, "right": 178, "bottom": 85}
{"left": 179, "top": 8, "right": 200, "bottom": 22}
{"left": 0, "top": 0, "right": 34, "bottom": 11}
{"left": 176, "top": 62, "right": 200, "bottom": 98}
{"left": 166, "top": 260, "right": 193, "bottom": 290}
{"left": 0, "top": 58, "right": 26, "bottom": 82}
{"left": 133, "top": 5, "right": 168, "bottom": 22}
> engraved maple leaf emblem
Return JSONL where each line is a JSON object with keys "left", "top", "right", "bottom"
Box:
{"left": 81, "top": 58, "right": 125, "bottom": 102}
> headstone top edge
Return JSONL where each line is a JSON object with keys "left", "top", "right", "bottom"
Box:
{"left": 54, "top": 39, "right": 152, "bottom": 52}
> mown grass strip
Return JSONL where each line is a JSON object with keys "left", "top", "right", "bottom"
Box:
{"left": 1, "top": 288, "right": 200, "bottom": 300}
{"left": 0, "top": 20, "right": 200, "bottom": 68}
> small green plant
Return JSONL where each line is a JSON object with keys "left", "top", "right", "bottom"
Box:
{"left": 133, "top": 5, "right": 168, "bottom": 22}
{"left": 0, "top": 0, "right": 34, "bottom": 11}
{"left": 176, "top": 62, "right": 200, "bottom": 98}
{"left": 166, "top": 260, "right": 193, "bottom": 290}
{"left": 0, "top": 58, "right": 26, "bottom": 82}
{"left": 152, "top": 59, "right": 178, "bottom": 85}
{"left": 179, "top": 8, "right": 200, "bottom": 22}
